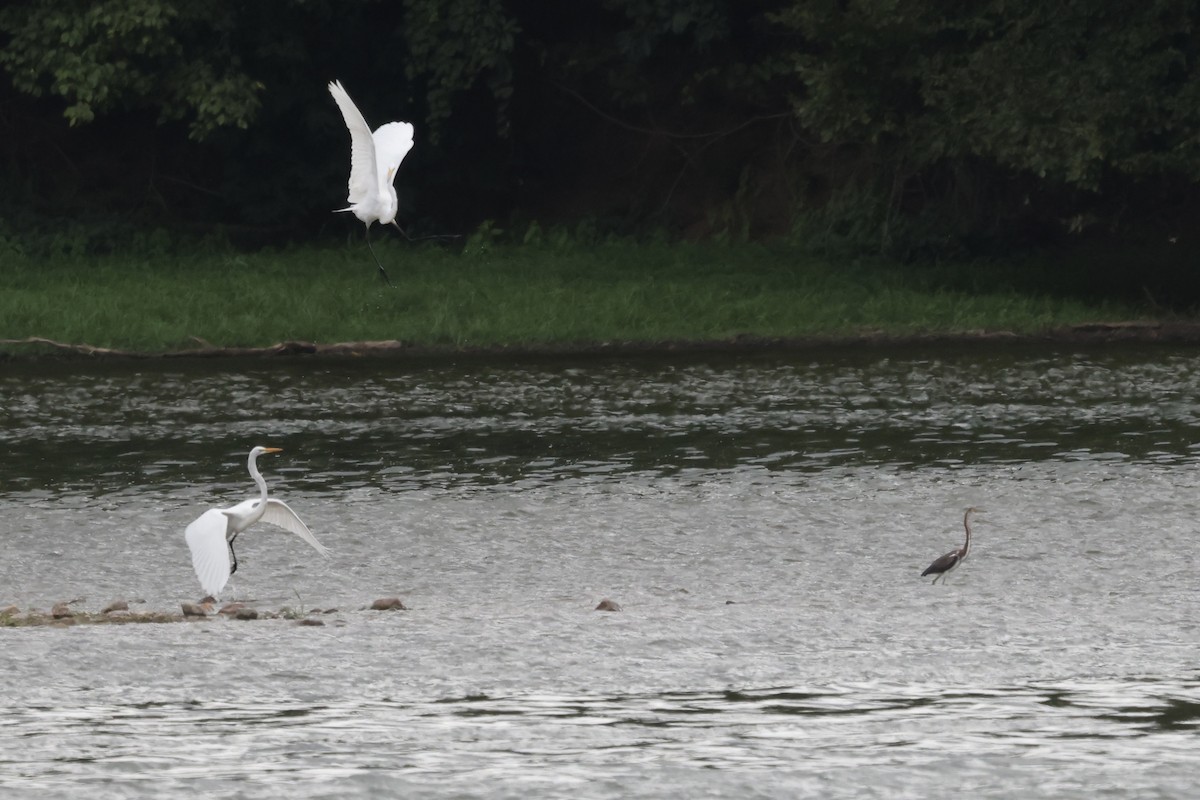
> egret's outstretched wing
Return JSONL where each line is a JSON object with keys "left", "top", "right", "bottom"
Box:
{"left": 372, "top": 121, "right": 414, "bottom": 191}
{"left": 260, "top": 499, "right": 330, "bottom": 557}
{"left": 328, "top": 80, "right": 378, "bottom": 206}
{"left": 185, "top": 509, "right": 233, "bottom": 596}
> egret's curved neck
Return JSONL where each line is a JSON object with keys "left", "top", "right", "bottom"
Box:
{"left": 962, "top": 509, "right": 973, "bottom": 556}
{"left": 247, "top": 451, "right": 270, "bottom": 519}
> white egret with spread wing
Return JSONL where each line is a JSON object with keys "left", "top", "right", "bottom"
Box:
{"left": 185, "top": 446, "right": 329, "bottom": 598}
{"left": 328, "top": 79, "right": 414, "bottom": 286}
{"left": 922, "top": 507, "right": 982, "bottom": 584}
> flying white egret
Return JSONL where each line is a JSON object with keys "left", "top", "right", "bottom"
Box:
{"left": 185, "top": 446, "right": 329, "bottom": 598}
{"left": 328, "top": 79, "right": 415, "bottom": 286}
{"left": 922, "top": 507, "right": 982, "bottom": 584}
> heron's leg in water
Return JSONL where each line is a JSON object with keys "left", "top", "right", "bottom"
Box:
{"left": 932, "top": 572, "right": 942, "bottom": 585}
{"left": 365, "top": 227, "right": 395, "bottom": 287}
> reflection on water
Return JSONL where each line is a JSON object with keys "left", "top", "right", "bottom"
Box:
{"left": 5, "top": 346, "right": 1200, "bottom": 498}
{"left": 4, "top": 682, "right": 1200, "bottom": 798}
{"left": 3, "top": 345, "right": 1200, "bottom": 798}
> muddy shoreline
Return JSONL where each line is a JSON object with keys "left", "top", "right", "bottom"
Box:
{"left": 0, "top": 599, "right": 406, "bottom": 627}
{"left": 3, "top": 322, "right": 1200, "bottom": 362}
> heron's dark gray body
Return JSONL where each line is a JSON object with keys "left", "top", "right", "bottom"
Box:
{"left": 921, "top": 550, "right": 963, "bottom": 577}
{"left": 923, "top": 507, "right": 979, "bottom": 584}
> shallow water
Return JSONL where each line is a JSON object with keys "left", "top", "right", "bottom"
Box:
{"left": 3, "top": 346, "right": 1200, "bottom": 798}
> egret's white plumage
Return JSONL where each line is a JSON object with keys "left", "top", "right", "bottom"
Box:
{"left": 184, "top": 446, "right": 329, "bottom": 598}
{"left": 328, "top": 79, "right": 414, "bottom": 285}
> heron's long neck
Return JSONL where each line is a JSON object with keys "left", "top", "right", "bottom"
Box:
{"left": 962, "top": 510, "right": 973, "bottom": 556}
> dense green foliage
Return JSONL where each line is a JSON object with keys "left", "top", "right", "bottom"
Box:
{"left": 0, "top": 242, "right": 1143, "bottom": 353}
{"left": 0, "top": 0, "right": 263, "bottom": 137}
{"left": 1, "top": 0, "right": 1198, "bottom": 259}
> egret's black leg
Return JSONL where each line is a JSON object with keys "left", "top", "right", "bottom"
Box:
{"left": 391, "top": 219, "right": 461, "bottom": 243}
{"left": 229, "top": 538, "right": 239, "bottom": 576}
{"left": 365, "top": 226, "right": 395, "bottom": 287}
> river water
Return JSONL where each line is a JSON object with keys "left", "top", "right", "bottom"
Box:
{"left": 2, "top": 346, "right": 1199, "bottom": 798}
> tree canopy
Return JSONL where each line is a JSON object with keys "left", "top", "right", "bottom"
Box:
{"left": 1, "top": 0, "right": 1198, "bottom": 255}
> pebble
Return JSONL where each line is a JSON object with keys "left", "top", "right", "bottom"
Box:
{"left": 297, "top": 618, "right": 325, "bottom": 627}
{"left": 51, "top": 602, "right": 74, "bottom": 619}
{"left": 0, "top": 605, "right": 18, "bottom": 616}
{"left": 233, "top": 608, "right": 259, "bottom": 621}
{"left": 218, "top": 603, "right": 247, "bottom": 616}
{"left": 181, "top": 602, "right": 209, "bottom": 617}
{"left": 102, "top": 600, "right": 129, "bottom": 614}
{"left": 371, "top": 597, "right": 407, "bottom": 611}
{"left": 594, "top": 598, "right": 622, "bottom": 612}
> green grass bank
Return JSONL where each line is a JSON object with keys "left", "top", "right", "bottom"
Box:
{"left": 0, "top": 240, "right": 1157, "bottom": 355}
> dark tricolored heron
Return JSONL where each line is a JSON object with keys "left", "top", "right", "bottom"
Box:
{"left": 922, "top": 507, "right": 982, "bottom": 584}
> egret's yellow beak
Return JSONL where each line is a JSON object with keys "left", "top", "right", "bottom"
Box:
{"left": 263, "top": 447, "right": 283, "bottom": 454}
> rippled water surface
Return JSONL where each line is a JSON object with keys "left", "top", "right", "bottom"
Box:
{"left": 3, "top": 346, "right": 1200, "bottom": 798}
